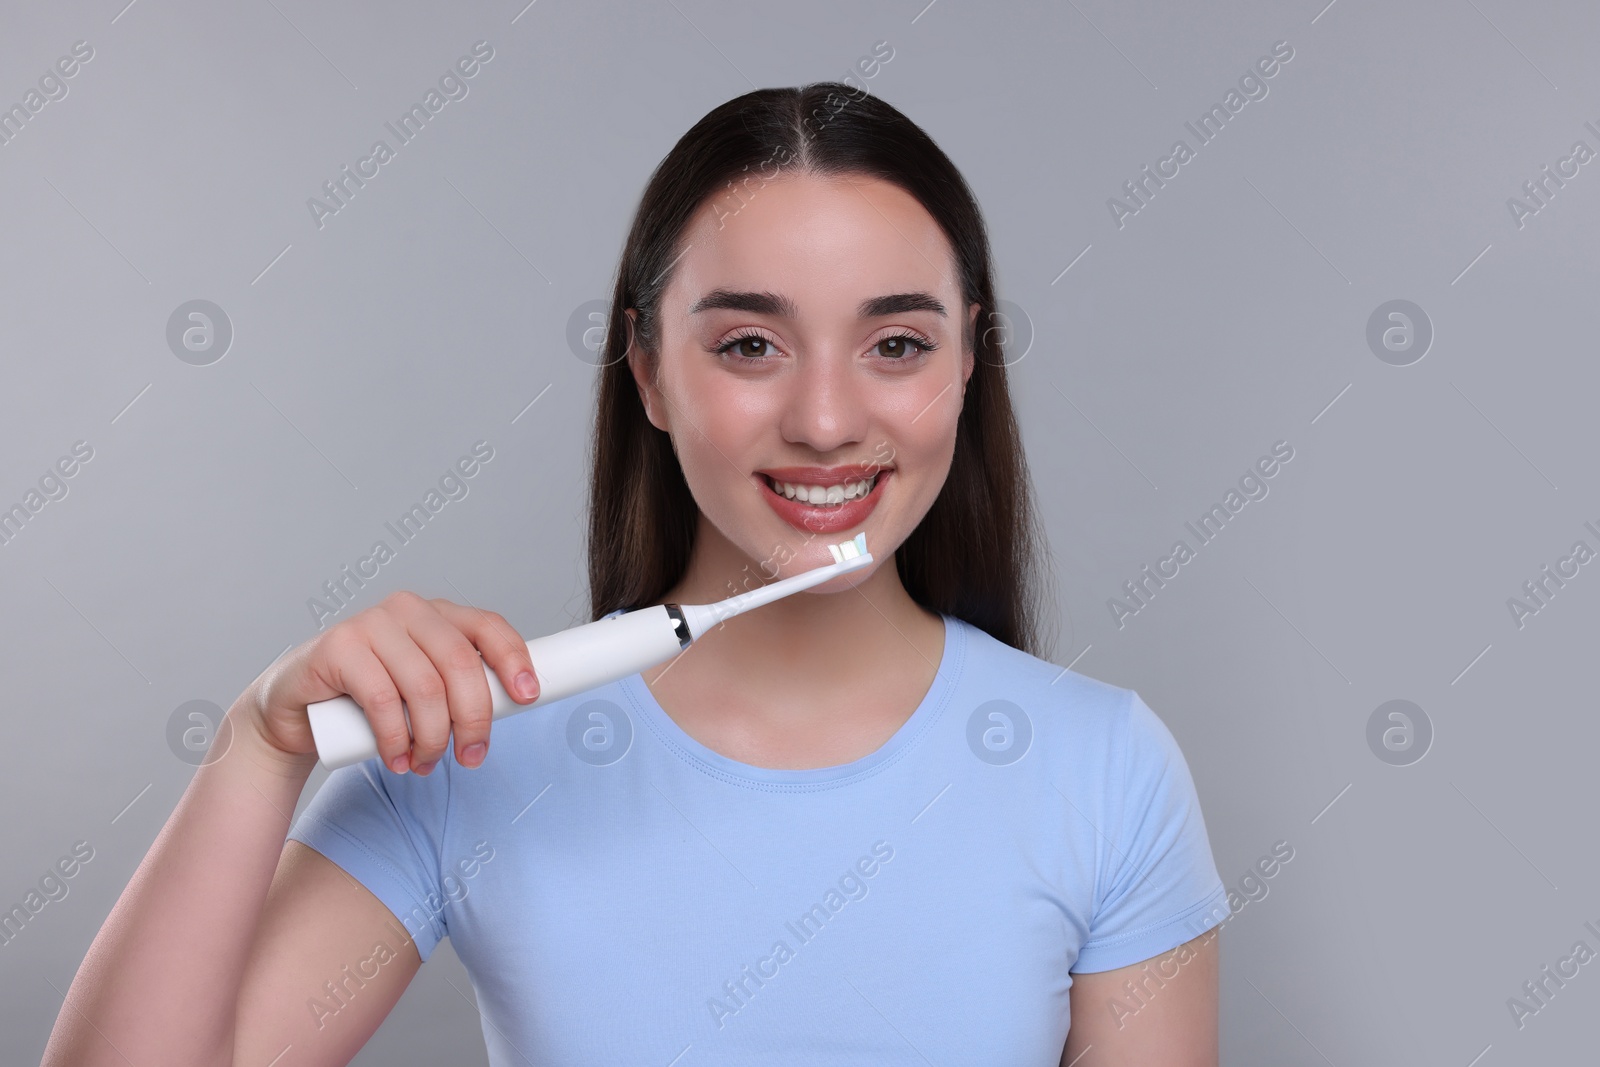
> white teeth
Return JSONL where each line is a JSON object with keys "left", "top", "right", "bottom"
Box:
{"left": 770, "top": 474, "right": 877, "bottom": 505}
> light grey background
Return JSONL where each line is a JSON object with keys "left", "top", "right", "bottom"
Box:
{"left": 4, "top": 0, "right": 1597, "bottom": 1063}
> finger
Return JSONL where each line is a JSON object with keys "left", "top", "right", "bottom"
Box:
{"left": 394, "top": 598, "right": 498, "bottom": 773}
{"left": 321, "top": 628, "right": 414, "bottom": 774}
{"left": 430, "top": 599, "right": 538, "bottom": 705}
{"left": 366, "top": 599, "right": 456, "bottom": 773}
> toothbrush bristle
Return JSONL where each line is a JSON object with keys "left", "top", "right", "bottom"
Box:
{"left": 828, "top": 532, "right": 867, "bottom": 564}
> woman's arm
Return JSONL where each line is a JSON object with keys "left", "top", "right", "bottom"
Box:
{"left": 41, "top": 593, "right": 536, "bottom": 1065}
{"left": 40, "top": 695, "right": 420, "bottom": 1067}
{"left": 1062, "top": 929, "right": 1219, "bottom": 1067}
{"left": 233, "top": 839, "right": 423, "bottom": 1065}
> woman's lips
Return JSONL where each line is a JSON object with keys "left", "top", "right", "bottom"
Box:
{"left": 757, "top": 470, "right": 890, "bottom": 533}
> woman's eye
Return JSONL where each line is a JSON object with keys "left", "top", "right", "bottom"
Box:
{"left": 715, "top": 331, "right": 935, "bottom": 361}
{"left": 875, "top": 334, "right": 935, "bottom": 360}
{"left": 716, "top": 334, "right": 776, "bottom": 359}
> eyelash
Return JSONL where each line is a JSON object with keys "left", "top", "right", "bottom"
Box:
{"left": 712, "top": 329, "right": 939, "bottom": 364}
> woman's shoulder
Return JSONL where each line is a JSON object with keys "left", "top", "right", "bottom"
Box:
{"left": 944, "top": 614, "right": 1161, "bottom": 776}
{"left": 950, "top": 613, "right": 1134, "bottom": 725}
{"left": 944, "top": 617, "right": 1203, "bottom": 819}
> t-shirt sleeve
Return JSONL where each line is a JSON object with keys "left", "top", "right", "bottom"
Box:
{"left": 1071, "top": 689, "right": 1228, "bottom": 973}
{"left": 286, "top": 757, "right": 452, "bottom": 962}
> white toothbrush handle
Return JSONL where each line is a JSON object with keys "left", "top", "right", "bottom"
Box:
{"left": 306, "top": 604, "right": 685, "bottom": 770}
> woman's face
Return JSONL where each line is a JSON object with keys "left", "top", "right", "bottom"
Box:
{"left": 628, "top": 171, "right": 978, "bottom": 587}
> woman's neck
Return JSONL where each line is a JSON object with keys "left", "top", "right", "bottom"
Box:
{"left": 647, "top": 518, "right": 945, "bottom": 746}
{"left": 661, "top": 520, "right": 936, "bottom": 662}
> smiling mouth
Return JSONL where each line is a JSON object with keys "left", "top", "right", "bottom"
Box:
{"left": 759, "top": 471, "right": 883, "bottom": 507}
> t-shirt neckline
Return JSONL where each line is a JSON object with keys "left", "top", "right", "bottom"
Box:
{"left": 617, "top": 611, "right": 965, "bottom": 789}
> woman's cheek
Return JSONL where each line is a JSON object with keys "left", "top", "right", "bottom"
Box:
{"left": 903, "top": 417, "right": 960, "bottom": 512}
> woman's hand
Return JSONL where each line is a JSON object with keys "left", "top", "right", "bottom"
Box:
{"left": 243, "top": 592, "right": 541, "bottom": 774}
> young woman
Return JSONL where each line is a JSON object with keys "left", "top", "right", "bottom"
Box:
{"left": 44, "top": 83, "right": 1226, "bottom": 1066}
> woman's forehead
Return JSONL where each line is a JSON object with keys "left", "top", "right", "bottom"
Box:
{"left": 669, "top": 175, "right": 959, "bottom": 316}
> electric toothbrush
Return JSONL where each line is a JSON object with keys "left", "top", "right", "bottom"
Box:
{"left": 307, "top": 532, "right": 873, "bottom": 770}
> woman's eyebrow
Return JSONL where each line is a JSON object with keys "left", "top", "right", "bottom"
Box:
{"left": 688, "top": 289, "right": 946, "bottom": 318}
{"left": 860, "top": 292, "right": 946, "bottom": 317}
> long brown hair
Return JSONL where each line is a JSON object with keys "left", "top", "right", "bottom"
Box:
{"left": 586, "top": 82, "right": 1052, "bottom": 657}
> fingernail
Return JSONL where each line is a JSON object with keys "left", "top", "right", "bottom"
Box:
{"left": 462, "top": 742, "right": 487, "bottom": 768}
{"left": 415, "top": 759, "right": 438, "bottom": 775}
{"left": 391, "top": 752, "right": 410, "bottom": 774}
{"left": 515, "top": 671, "right": 537, "bottom": 700}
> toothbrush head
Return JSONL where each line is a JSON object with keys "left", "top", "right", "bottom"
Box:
{"left": 678, "top": 530, "right": 876, "bottom": 638}
{"left": 827, "top": 531, "right": 869, "bottom": 565}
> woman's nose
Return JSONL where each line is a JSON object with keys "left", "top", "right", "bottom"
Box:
{"left": 777, "top": 349, "right": 869, "bottom": 453}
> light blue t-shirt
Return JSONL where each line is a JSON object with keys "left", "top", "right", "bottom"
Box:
{"left": 287, "top": 612, "right": 1227, "bottom": 1064}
